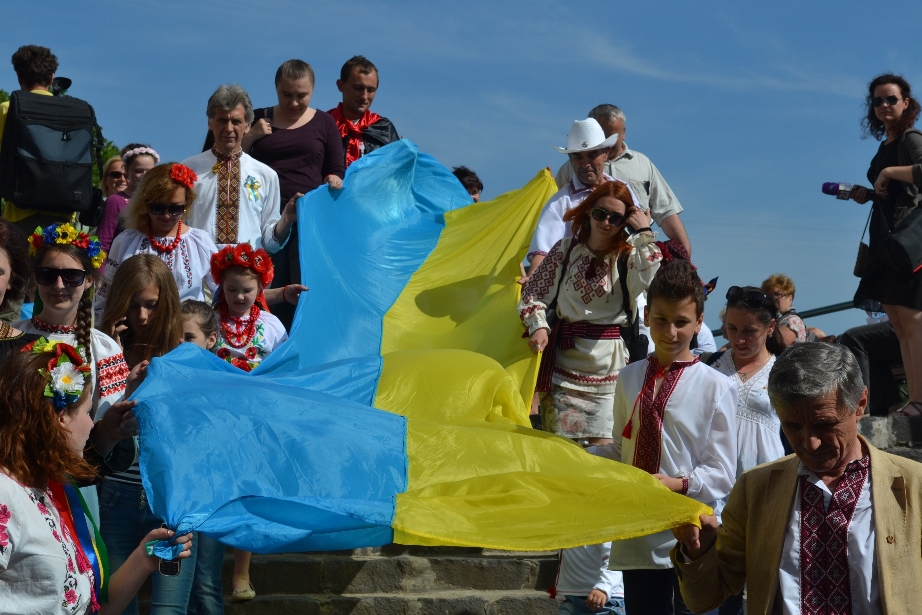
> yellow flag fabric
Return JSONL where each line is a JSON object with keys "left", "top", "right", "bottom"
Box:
{"left": 376, "top": 170, "right": 711, "bottom": 550}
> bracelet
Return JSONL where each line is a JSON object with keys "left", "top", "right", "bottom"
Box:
{"left": 633, "top": 226, "right": 653, "bottom": 234}
{"left": 680, "top": 476, "right": 689, "bottom": 495}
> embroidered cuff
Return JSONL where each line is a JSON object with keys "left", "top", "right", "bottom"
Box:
{"left": 680, "top": 476, "right": 689, "bottom": 495}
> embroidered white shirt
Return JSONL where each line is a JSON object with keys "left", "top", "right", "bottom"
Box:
{"left": 597, "top": 360, "right": 738, "bottom": 569}
{"left": 518, "top": 235, "right": 662, "bottom": 392}
{"left": 215, "top": 309, "right": 288, "bottom": 371}
{"left": 95, "top": 227, "right": 219, "bottom": 321}
{"left": 182, "top": 150, "right": 285, "bottom": 253}
{"left": 777, "top": 463, "right": 880, "bottom": 615}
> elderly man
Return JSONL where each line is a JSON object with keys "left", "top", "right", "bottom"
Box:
{"left": 556, "top": 104, "right": 691, "bottom": 256}
{"left": 671, "top": 343, "right": 922, "bottom": 615}
{"left": 328, "top": 55, "right": 399, "bottom": 169}
{"left": 521, "top": 118, "right": 627, "bottom": 280}
{"left": 183, "top": 84, "right": 294, "bottom": 254}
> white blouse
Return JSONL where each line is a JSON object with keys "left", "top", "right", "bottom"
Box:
{"left": 518, "top": 234, "right": 662, "bottom": 392}
{"left": 95, "top": 227, "right": 219, "bottom": 321}
{"left": 215, "top": 309, "right": 288, "bottom": 371}
{"left": 0, "top": 473, "right": 94, "bottom": 615}
{"left": 711, "top": 353, "right": 785, "bottom": 476}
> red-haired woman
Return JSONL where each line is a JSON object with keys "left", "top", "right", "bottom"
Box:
{"left": 850, "top": 74, "right": 922, "bottom": 415}
{"left": 0, "top": 341, "right": 191, "bottom": 614}
{"left": 518, "top": 181, "right": 661, "bottom": 446}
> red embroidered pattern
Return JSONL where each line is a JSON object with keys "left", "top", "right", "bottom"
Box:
{"left": 522, "top": 241, "right": 565, "bottom": 302}
{"left": 96, "top": 353, "right": 129, "bottom": 397}
{"left": 31, "top": 318, "right": 76, "bottom": 334}
{"left": 571, "top": 254, "right": 609, "bottom": 304}
{"left": 800, "top": 455, "right": 869, "bottom": 615}
{"left": 212, "top": 148, "right": 242, "bottom": 244}
{"left": 519, "top": 304, "right": 540, "bottom": 321}
{"left": 630, "top": 356, "right": 699, "bottom": 474}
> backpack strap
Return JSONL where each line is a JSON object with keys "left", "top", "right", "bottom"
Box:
{"left": 617, "top": 251, "right": 640, "bottom": 340}
{"left": 701, "top": 349, "right": 726, "bottom": 366}
{"left": 545, "top": 239, "right": 578, "bottom": 315}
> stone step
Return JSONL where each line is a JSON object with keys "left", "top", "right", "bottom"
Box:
{"left": 223, "top": 589, "right": 560, "bottom": 615}
{"left": 859, "top": 415, "right": 922, "bottom": 450}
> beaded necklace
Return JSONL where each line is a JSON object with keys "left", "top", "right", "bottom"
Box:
{"left": 148, "top": 220, "right": 183, "bottom": 254}
{"left": 218, "top": 304, "right": 260, "bottom": 349}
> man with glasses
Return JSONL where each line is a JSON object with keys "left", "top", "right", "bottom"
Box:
{"left": 521, "top": 118, "right": 622, "bottom": 282}
{"left": 555, "top": 105, "right": 691, "bottom": 257}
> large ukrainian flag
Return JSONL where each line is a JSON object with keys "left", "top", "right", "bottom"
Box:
{"left": 132, "top": 140, "right": 709, "bottom": 553}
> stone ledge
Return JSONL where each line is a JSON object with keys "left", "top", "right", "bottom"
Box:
{"left": 859, "top": 416, "right": 922, "bottom": 449}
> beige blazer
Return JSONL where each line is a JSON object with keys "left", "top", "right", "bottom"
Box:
{"left": 671, "top": 437, "right": 922, "bottom": 615}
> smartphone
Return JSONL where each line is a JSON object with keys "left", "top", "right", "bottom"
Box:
{"left": 158, "top": 523, "right": 181, "bottom": 576}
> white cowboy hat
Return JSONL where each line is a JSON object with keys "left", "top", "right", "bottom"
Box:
{"left": 553, "top": 118, "right": 619, "bottom": 154}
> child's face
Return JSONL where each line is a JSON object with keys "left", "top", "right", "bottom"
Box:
{"left": 183, "top": 316, "right": 217, "bottom": 350}
{"left": 127, "top": 284, "right": 159, "bottom": 333}
{"left": 644, "top": 297, "right": 702, "bottom": 363}
{"left": 222, "top": 269, "right": 260, "bottom": 317}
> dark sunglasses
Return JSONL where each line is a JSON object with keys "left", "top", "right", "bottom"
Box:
{"left": 107, "top": 171, "right": 126, "bottom": 179}
{"left": 726, "top": 286, "right": 771, "bottom": 309}
{"left": 148, "top": 203, "right": 186, "bottom": 217}
{"left": 35, "top": 268, "right": 87, "bottom": 287}
{"left": 872, "top": 95, "right": 901, "bottom": 108}
{"left": 590, "top": 208, "right": 626, "bottom": 226}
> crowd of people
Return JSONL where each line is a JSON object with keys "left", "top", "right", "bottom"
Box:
{"left": 1, "top": 42, "right": 922, "bottom": 615}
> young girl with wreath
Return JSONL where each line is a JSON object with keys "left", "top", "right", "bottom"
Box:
{"left": 12, "top": 223, "right": 137, "bottom": 520}
{"left": 209, "top": 243, "right": 287, "bottom": 373}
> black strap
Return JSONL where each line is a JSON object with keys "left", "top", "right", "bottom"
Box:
{"left": 545, "top": 240, "right": 577, "bottom": 315}
{"left": 700, "top": 349, "right": 726, "bottom": 367}
{"left": 617, "top": 251, "right": 642, "bottom": 345}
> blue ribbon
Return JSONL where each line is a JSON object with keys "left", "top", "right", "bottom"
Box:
{"left": 62, "top": 483, "right": 106, "bottom": 600}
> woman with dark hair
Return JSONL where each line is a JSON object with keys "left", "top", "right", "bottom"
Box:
{"left": 518, "top": 181, "right": 661, "bottom": 445}
{"left": 850, "top": 74, "right": 922, "bottom": 415}
{"left": 0, "top": 218, "right": 39, "bottom": 355}
{"left": 0, "top": 342, "right": 191, "bottom": 614}
{"left": 707, "top": 286, "right": 785, "bottom": 477}
{"left": 203, "top": 59, "right": 344, "bottom": 331}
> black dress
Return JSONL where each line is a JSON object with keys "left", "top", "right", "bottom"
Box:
{"left": 0, "top": 327, "right": 39, "bottom": 360}
{"left": 854, "top": 134, "right": 922, "bottom": 310}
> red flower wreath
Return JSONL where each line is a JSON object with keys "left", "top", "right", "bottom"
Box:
{"left": 170, "top": 163, "right": 198, "bottom": 190}
{"left": 209, "top": 244, "right": 274, "bottom": 288}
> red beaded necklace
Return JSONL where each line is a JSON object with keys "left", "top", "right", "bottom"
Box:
{"left": 148, "top": 220, "right": 183, "bottom": 254}
{"left": 218, "top": 303, "right": 260, "bottom": 349}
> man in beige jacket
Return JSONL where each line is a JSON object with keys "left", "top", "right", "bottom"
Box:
{"left": 671, "top": 342, "right": 922, "bottom": 615}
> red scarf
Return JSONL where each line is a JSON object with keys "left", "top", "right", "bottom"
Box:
{"left": 329, "top": 103, "right": 381, "bottom": 167}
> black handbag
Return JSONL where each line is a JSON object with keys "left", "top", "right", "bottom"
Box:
{"left": 854, "top": 208, "right": 872, "bottom": 278}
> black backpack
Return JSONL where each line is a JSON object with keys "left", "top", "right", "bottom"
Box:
{"left": 0, "top": 90, "right": 105, "bottom": 225}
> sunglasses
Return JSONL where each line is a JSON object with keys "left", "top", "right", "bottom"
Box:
{"left": 590, "top": 208, "right": 626, "bottom": 226}
{"left": 872, "top": 95, "right": 901, "bottom": 108}
{"left": 35, "top": 268, "right": 87, "bottom": 287}
{"left": 107, "top": 171, "right": 127, "bottom": 179}
{"left": 148, "top": 203, "right": 186, "bottom": 217}
{"left": 726, "top": 286, "right": 771, "bottom": 309}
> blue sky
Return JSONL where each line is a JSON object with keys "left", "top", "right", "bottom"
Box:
{"left": 7, "top": 1, "right": 922, "bottom": 335}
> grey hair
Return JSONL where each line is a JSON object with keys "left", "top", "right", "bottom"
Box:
{"left": 588, "top": 104, "right": 626, "bottom": 126}
{"left": 206, "top": 84, "right": 254, "bottom": 124}
{"left": 768, "top": 343, "right": 865, "bottom": 414}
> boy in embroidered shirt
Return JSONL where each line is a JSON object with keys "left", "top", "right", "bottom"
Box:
{"left": 596, "top": 260, "right": 738, "bottom": 615}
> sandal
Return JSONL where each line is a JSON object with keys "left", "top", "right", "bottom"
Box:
{"left": 231, "top": 578, "right": 256, "bottom": 602}
{"left": 890, "top": 401, "right": 922, "bottom": 418}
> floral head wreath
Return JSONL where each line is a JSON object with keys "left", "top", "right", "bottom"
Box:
{"left": 22, "top": 338, "right": 91, "bottom": 410}
{"left": 170, "top": 163, "right": 198, "bottom": 190}
{"left": 28, "top": 223, "right": 106, "bottom": 269}
{"left": 122, "top": 146, "right": 160, "bottom": 164}
{"left": 210, "top": 244, "right": 274, "bottom": 311}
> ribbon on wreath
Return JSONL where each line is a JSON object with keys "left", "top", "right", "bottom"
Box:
{"left": 243, "top": 176, "right": 261, "bottom": 202}
{"left": 49, "top": 481, "right": 110, "bottom": 604}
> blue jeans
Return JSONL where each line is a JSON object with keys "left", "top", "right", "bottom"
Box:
{"left": 187, "top": 533, "right": 225, "bottom": 615}
{"left": 560, "top": 594, "right": 625, "bottom": 614}
{"left": 98, "top": 479, "right": 197, "bottom": 615}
